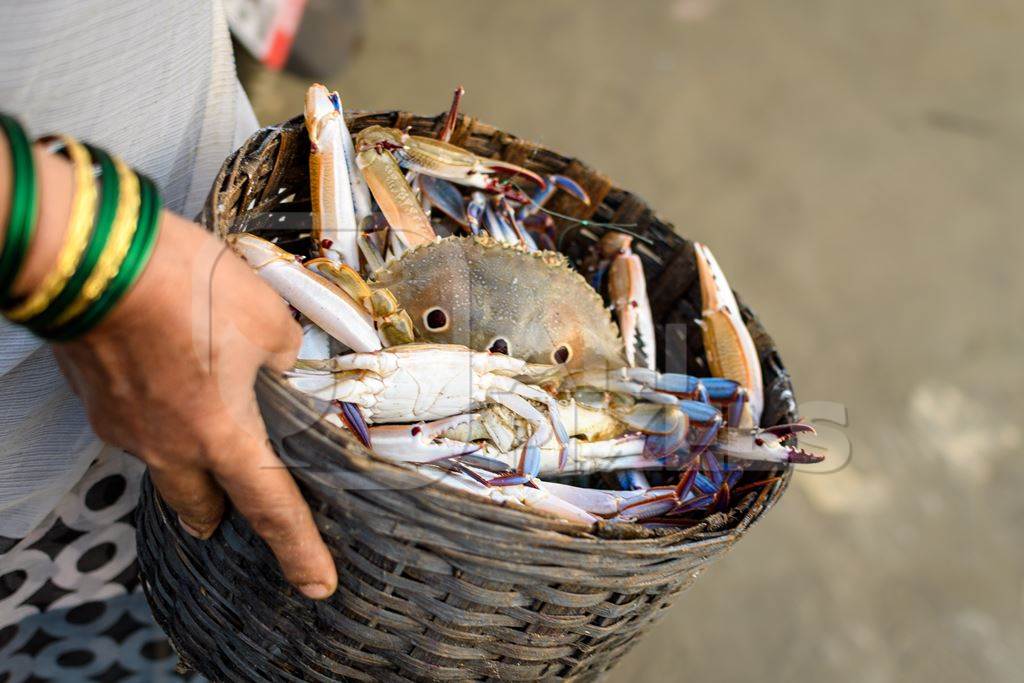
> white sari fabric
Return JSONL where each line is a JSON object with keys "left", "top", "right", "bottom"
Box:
{"left": 1, "top": 2, "right": 257, "bottom": 678}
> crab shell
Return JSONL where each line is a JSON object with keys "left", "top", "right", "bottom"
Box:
{"left": 370, "top": 236, "right": 626, "bottom": 371}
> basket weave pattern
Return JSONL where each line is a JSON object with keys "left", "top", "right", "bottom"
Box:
{"left": 136, "top": 111, "right": 799, "bottom": 681}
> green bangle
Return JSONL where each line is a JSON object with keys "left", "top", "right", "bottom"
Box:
{"left": 0, "top": 114, "right": 39, "bottom": 307}
{"left": 28, "top": 144, "right": 119, "bottom": 334}
{"left": 49, "top": 173, "right": 162, "bottom": 340}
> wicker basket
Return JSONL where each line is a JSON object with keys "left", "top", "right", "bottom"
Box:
{"left": 135, "top": 110, "right": 800, "bottom": 681}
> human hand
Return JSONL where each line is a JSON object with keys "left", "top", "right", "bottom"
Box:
{"left": 50, "top": 212, "right": 338, "bottom": 600}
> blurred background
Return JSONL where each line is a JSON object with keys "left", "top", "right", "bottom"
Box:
{"left": 236, "top": 1, "right": 1023, "bottom": 680}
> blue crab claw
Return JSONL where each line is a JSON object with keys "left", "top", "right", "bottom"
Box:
{"left": 716, "top": 427, "right": 824, "bottom": 464}
{"left": 551, "top": 175, "right": 591, "bottom": 205}
{"left": 434, "top": 155, "right": 546, "bottom": 204}
{"left": 364, "top": 415, "right": 483, "bottom": 463}
{"left": 418, "top": 176, "right": 468, "bottom": 226}
{"left": 517, "top": 174, "right": 591, "bottom": 220}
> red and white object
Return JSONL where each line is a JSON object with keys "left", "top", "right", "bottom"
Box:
{"left": 224, "top": 0, "right": 308, "bottom": 70}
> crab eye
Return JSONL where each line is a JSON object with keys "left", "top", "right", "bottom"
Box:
{"left": 488, "top": 337, "right": 510, "bottom": 355}
{"left": 423, "top": 307, "right": 449, "bottom": 331}
{"left": 552, "top": 345, "right": 573, "bottom": 364}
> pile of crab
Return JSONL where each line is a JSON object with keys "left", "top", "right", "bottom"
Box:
{"left": 228, "top": 85, "right": 821, "bottom": 527}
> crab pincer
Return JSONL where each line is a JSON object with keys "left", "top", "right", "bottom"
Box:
{"left": 516, "top": 174, "right": 591, "bottom": 221}
{"left": 599, "top": 231, "right": 656, "bottom": 370}
{"left": 226, "top": 233, "right": 381, "bottom": 353}
{"left": 715, "top": 425, "right": 823, "bottom": 464}
{"left": 694, "top": 242, "right": 764, "bottom": 427}
{"left": 304, "top": 84, "right": 367, "bottom": 268}
{"left": 365, "top": 414, "right": 483, "bottom": 462}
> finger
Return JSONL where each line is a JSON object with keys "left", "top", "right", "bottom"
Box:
{"left": 208, "top": 428, "right": 337, "bottom": 599}
{"left": 148, "top": 463, "right": 225, "bottom": 539}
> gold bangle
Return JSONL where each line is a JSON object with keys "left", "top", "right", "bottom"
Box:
{"left": 4, "top": 136, "right": 97, "bottom": 322}
{"left": 52, "top": 155, "right": 140, "bottom": 325}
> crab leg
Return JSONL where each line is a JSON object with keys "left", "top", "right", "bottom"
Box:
{"left": 537, "top": 480, "right": 683, "bottom": 520}
{"left": 355, "top": 127, "right": 437, "bottom": 252}
{"left": 438, "top": 85, "right": 465, "bottom": 143}
{"left": 497, "top": 197, "right": 537, "bottom": 251}
{"left": 304, "top": 84, "right": 361, "bottom": 267}
{"left": 446, "top": 460, "right": 696, "bottom": 524}
{"left": 226, "top": 233, "right": 381, "bottom": 352}
{"left": 466, "top": 192, "right": 487, "bottom": 235}
{"left": 694, "top": 242, "right": 764, "bottom": 427}
{"left": 602, "top": 232, "right": 656, "bottom": 370}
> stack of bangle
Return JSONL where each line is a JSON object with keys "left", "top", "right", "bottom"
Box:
{"left": 0, "top": 113, "right": 162, "bottom": 340}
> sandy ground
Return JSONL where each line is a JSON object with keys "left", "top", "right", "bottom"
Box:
{"left": 244, "top": 1, "right": 1024, "bottom": 680}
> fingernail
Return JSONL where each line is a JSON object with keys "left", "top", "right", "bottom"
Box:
{"left": 298, "top": 582, "right": 333, "bottom": 600}
{"left": 178, "top": 516, "right": 212, "bottom": 540}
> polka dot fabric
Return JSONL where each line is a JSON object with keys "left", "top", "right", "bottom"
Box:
{"left": 0, "top": 448, "right": 200, "bottom": 682}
